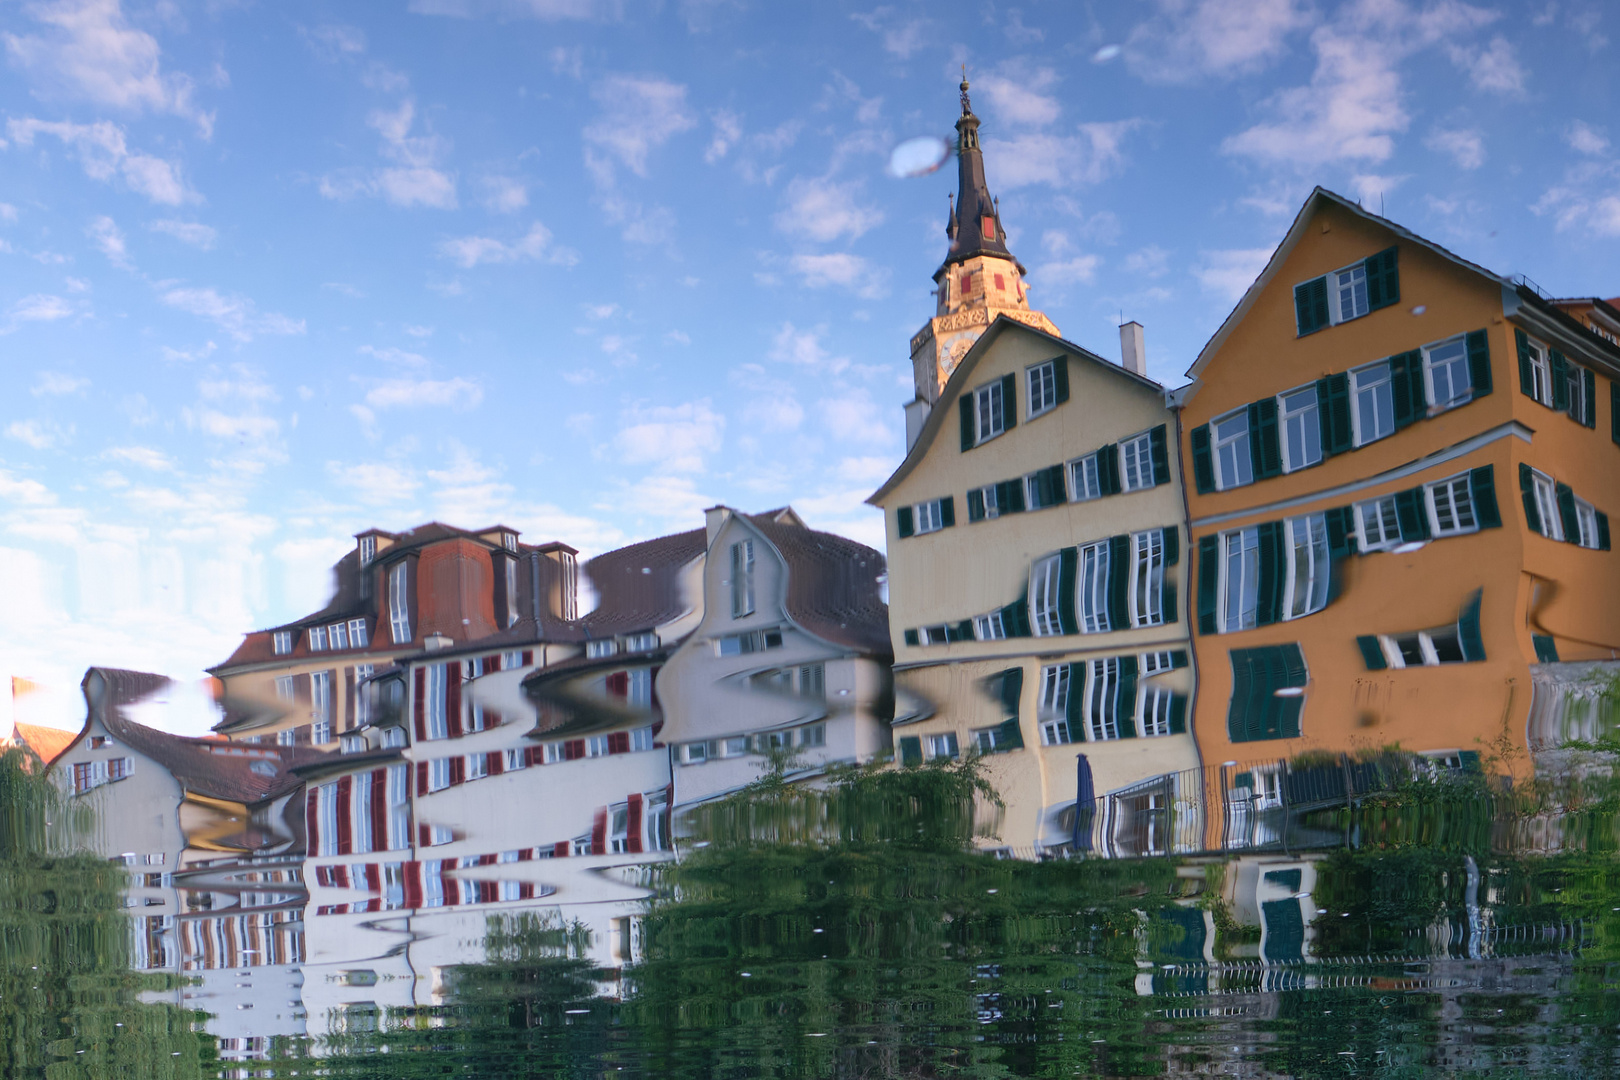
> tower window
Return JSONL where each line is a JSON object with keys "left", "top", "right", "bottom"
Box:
{"left": 961, "top": 271, "right": 973, "bottom": 294}
{"left": 982, "top": 217, "right": 996, "bottom": 241}
{"left": 994, "top": 273, "right": 1005, "bottom": 291}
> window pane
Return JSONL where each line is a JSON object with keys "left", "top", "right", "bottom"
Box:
{"left": 1213, "top": 412, "right": 1253, "bottom": 489}
{"left": 1221, "top": 529, "right": 1258, "bottom": 632}
{"left": 1428, "top": 627, "right": 1465, "bottom": 664}
{"left": 1353, "top": 362, "right": 1394, "bottom": 444}
{"left": 1357, "top": 496, "right": 1400, "bottom": 549}
{"left": 1284, "top": 514, "right": 1329, "bottom": 619}
{"left": 1425, "top": 338, "right": 1470, "bottom": 408}
{"left": 1336, "top": 265, "right": 1368, "bottom": 320}
{"left": 1394, "top": 634, "right": 1426, "bottom": 667}
{"left": 1079, "top": 542, "right": 1111, "bottom": 633}
{"left": 1279, "top": 387, "right": 1322, "bottom": 471}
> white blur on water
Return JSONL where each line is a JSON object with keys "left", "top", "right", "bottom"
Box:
{"left": 887, "top": 136, "right": 951, "bottom": 178}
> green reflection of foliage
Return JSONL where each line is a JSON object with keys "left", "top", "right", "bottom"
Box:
{"left": 0, "top": 748, "right": 209, "bottom": 1080}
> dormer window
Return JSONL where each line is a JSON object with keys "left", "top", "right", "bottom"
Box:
{"left": 586, "top": 639, "right": 618, "bottom": 659}
{"left": 272, "top": 631, "right": 293, "bottom": 655}
{"left": 358, "top": 536, "right": 376, "bottom": 566}
{"left": 625, "top": 632, "right": 658, "bottom": 652}
{"left": 502, "top": 532, "right": 518, "bottom": 552}
{"left": 308, "top": 626, "right": 328, "bottom": 651}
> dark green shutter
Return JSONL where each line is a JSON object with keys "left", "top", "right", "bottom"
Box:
{"left": 1275, "top": 645, "right": 1307, "bottom": 739}
{"left": 954, "top": 620, "right": 974, "bottom": 641}
{"left": 1106, "top": 534, "right": 1131, "bottom": 630}
{"left": 967, "top": 488, "right": 986, "bottom": 522}
{"left": 1458, "top": 750, "right": 1481, "bottom": 774}
{"left": 960, "top": 394, "right": 975, "bottom": 450}
{"left": 1390, "top": 350, "right": 1426, "bottom": 430}
{"left": 997, "top": 478, "right": 1026, "bottom": 515}
{"left": 1227, "top": 650, "right": 1259, "bottom": 742}
{"left": 1520, "top": 464, "right": 1543, "bottom": 535}
{"left": 1465, "top": 329, "right": 1492, "bottom": 397}
{"left": 898, "top": 735, "right": 922, "bottom": 767}
{"left": 1583, "top": 369, "right": 1597, "bottom": 427}
{"left": 1393, "top": 488, "right": 1430, "bottom": 542}
{"left": 999, "top": 667, "right": 1022, "bottom": 718}
{"left": 1056, "top": 547, "right": 1079, "bottom": 635}
{"left": 1323, "top": 506, "right": 1353, "bottom": 558}
{"left": 1254, "top": 521, "right": 1285, "bottom": 626}
{"left": 1098, "top": 443, "right": 1122, "bottom": 495}
{"left": 1515, "top": 328, "right": 1534, "bottom": 400}
{"left": 1000, "top": 597, "right": 1031, "bottom": 637}
{"left": 939, "top": 496, "right": 955, "bottom": 528}
{"left": 1149, "top": 424, "right": 1171, "bottom": 487}
{"left": 1114, "top": 656, "right": 1139, "bottom": 739}
{"left": 1598, "top": 511, "right": 1611, "bottom": 551}
{"left": 1170, "top": 649, "right": 1188, "bottom": 669}
{"left": 1000, "top": 373, "right": 1018, "bottom": 430}
{"left": 897, "top": 506, "right": 914, "bottom": 538}
{"left": 1458, "top": 588, "right": 1485, "bottom": 662}
{"left": 1364, "top": 247, "right": 1400, "bottom": 311}
{"left": 1162, "top": 525, "right": 1180, "bottom": 566}
{"left": 1197, "top": 535, "right": 1219, "bottom": 635}
{"left": 1294, "top": 277, "right": 1329, "bottom": 335}
{"left": 1052, "top": 355, "right": 1070, "bottom": 404}
{"left": 1551, "top": 350, "right": 1570, "bottom": 412}
{"left": 1045, "top": 464, "right": 1067, "bottom": 506}
{"left": 1556, "top": 483, "right": 1579, "bottom": 544}
{"left": 1262, "top": 899, "right": 1306, "bottom": 962}
{"left": 903, "top": 629, "right": 920, "bottom": 646}
{"left": 1248, "top": 398, "right": 1282, "bottom": 479}
{"left": 1064, "top": 663, "right": 1084, "bottom": 744}
{"left": 1320, "top": 373, "right": 1353, "bottom": 454}
{"left": 1533, "top": 635, "right": 1559, "bottom": 663}
{"left": 1190, "top": 424, "right": 1216, "bottom": 494}
{"left": 996, "top": 719, "right": 1023, "bottom": 750}
{"left": 1167, "top": 693, "right": 1187, "bottom": 734}
{"left": 1470, "top": 466, "right": 1501, "bottom": 529}
{"left": 1356, "top": 635, "right": 1387, "bottom": 670}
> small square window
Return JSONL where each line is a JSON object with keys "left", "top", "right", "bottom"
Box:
{"left": 913, "top": 499, "right": 945, "bottom": 534}
{"left": 1068, "top": 453, "right": 1102, "bottom": 502}
{"left": 1026, "top": 361, "right": 1058, "bottom": 419}
{"left": 925, "top": 732, "right": 959, "bottom": 760}
{"left": 972, "top": 381, "right": 1006, "bottom": 444}
{"left": 1423, "top": 336, "right": 1472, "bottom": 410}
{"left": 1119, "top": 431, "right": 1156, "bottom": 491}
{"left": 1425, "top": 474, "right": 1478, "bottom": 538}
{"left": 1356, "top": 495, "right": 1401, "bottom": 551}
{"left": 1211, "top": 410, "right": 1253, "bottom": 490}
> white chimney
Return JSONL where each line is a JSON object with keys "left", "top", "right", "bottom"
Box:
{"left": 704, "top": 505, "right": 733, "bottom": 545}
{"left": 1120, "top": 321, "right": 1146, "bottom": 377}
{"left": 904, "top": 398, "right": 930, "bottom": 452}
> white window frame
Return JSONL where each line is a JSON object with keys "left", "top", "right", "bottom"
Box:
{"left": 625, "top": 632, "right": 657, "bottom": 652}
{"left": 730, "top": 539, "right": 755, "bottom": 619}
{"left": 586, "top": 639, "right": 618, "bottom": 659}
{"left": 1281, "top": 513, "right": 1330, "bottom": 621}
{"left": 1277, "top": 385, "right": 1322, "bottom": 473}
{"left": 275, "top": 675, "right": 295, "bottom": 701}
{"left": 1525, "top": 336, "right": 1553, "bottom": 406}
{"left": 972, "top": 611, "right": 1006, "bottom": 641}
{"left": 1030, "top": 554, "right": 1063, "bottom": 637}
{"left": 349, "top": 618, "right": 368, "bottom": 647}
{"left": 310, "top": 670, "right": 333, "bottom": 740}
{"left": 1023, "top": 469, "right": 1061, "bottom": 511}
{"left": 1211, "top": 409, "right": 1253, "bottom": 491}
{"left": 1081, "top": 659, "right": 1121, "bottom": 742}
{"left": 1219, "top": 526, "right": 1260, "bottom": 633}
{"left": 1380, "top": 625, "right": 1467, "bottom": 669}
{"left": 627, "top": 668, "right": 653, "bottom": 707}
{"left": 586, "top": 735, "right": 611, "bottom": 758}
{"left": 1140, "top": 651, "right": 1175, "bottom": 675}
{"left": 427, "top": 758, "right": 451, "bottom": 792}
{"left": 1425, "top": 473, "right": 1478, "bottom": 538}
{"left": 630, "top": 726, "right": 655, "bottom": 752}
{"left": 331, "top": 622, "right": 349, "bottom": 650}
{"left": 913, "top": 499, "right": 945, "bottom": 535}
{"left": 1355, "top": 495, "right": 1401, "bottom": 552}
{"left": 1119, "top": 431, "right": 1155, "bottom": 492}
{"left": 1026, "top": 360, "right": 1057, "bottom": 419}
{"left": 502, "top": 748, "right": 527, "bottom": 772}
{"left": 309, "top": 625, "right": 327, "bottom": 652}
{"left": 925, "top": 731, "right": 959, "bottom": 760}
{"left": 1530, "top": 469, "right": 1563, "bottom": 541}
{"left": 1575, "top": 497, "right": 1600, "bottom": 549}
{"left": 1351, "top": 360, "right": 1395, "bottom": 447}
{"left": 504, "top": 558, "right": 520, "bottom": 627}
{"left": 799, "top": 722, "right": 826, "bottom": 748}
{"left": 798, "top": 663, "right": 825, "bottom": 698}
{"left": 1067, "top": 453, "right": 1102, "bottom": 502}
{"left": 423, "top": 664, "right": 447, "bottom": 740}
{"left": 1078, "top": 540, "right": 1112, "bottom": 634}
{"left": 1037, "top": 663, "right": 1071, "bottom": 747}
{"left": 272, "top": 631, "right": 292, "bottom": 656}
{"left": 971, "top": 482, "right": 1002, "bottom": 519}
{"left": 1330, "top": 261, "right": 1369, "bottom": 324}
{"left": 1128, "top": 529, "right": 1165, "bottom": 629}
{"left": 388, "top": 562, "right": 411, "bottom": 644}
{"left": 358, "top": 535, "right": 376, "bottom": 565}
{"left": 1422, "top": 335, "right": 1472, "bottom": 411}
{"left": 973, "top": 380, "right": 1005, "bottom": 444}
{"left": 1138, "top": 685, "right": 1174, "bottom": 737}
{"left": 465, "top": 753, "right": 488, "bottom": 781}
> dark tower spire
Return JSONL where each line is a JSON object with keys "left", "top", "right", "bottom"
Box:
{"left": 943, "top": 72, "right": 1017, "bottom": 271}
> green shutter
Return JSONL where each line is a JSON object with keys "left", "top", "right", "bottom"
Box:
{"left": 1323, "top": 506, "right": 1354, "bottom": 557}
{"left": 1520, "top": 463, "right": 1543, "bottom": 535}
{"left": 999, "top": 667, "right": 1023, "bottom": 719}
{"left": 997, "top": 478, "right": 1026, "bottom": 515}
{"left": 1098, "top": 443, "right": 1122, "bottom": 495}
{"left": 996, "top": 718, "right": 1024, "bottom": 750}
{"left": 1056, "top": 547, "right": 1079, "bottom": 635}
{"left": 1226, "top": 649, "right": 1260, "bottom": 742}
{"left": 1458, "top": 588, "right": 1485, "bottom": 662}
{"left": 1248, "top": 398, "right": 1282, "bottom": 479}
{"left": 1556, "top": 483, "right": 1579, "bottom": 544}
{"left": 1167, "top": 694, "right": 1187, "bottom": 734}
{"left": 1583, "top": 368, "right": 1597, "bottom": 427}
{"left": 1294, "top": 276, "right": 1329, "bottom": 335}
{"left": 954, "top": 619, "right": 975, "bottom": 641}
{"left": 1161, "top": 577, "right": 1179, "bottom": 625}
{"left": 1254, "top": 521, "right": 1285, "bottom": 626}
{"left": 1000, "top": 373, "right": 1018, "bottom": 430}
{"left": 1393, "top": 488, "right": 1430, "bottom": 542}
{"left": 1533, "top": 634, "right": 1559, "bottom": 663}
{"left": 1516, "top": 328, "right": 1535, "bottom": 399}
{"left": 1274, "top": 644, "right": 1307, "bottom": 739}
{"left": 1458, "top": 750, "right": 1481, "bottom": 774}
{"left": 967, "top": 488, "right": 986, "bottom": 522}
{"left": 1465, "top": 329, "right": 1492, "bottom": 397}
{"left": 939, "top": 496, "right": 956, "bottom": 528}
{"left": 1364, "top": 247, "right": 1399, "bottom": 311}
{"left": 897, "top": 506, "right": 914, "bottom": 538}
{"left": 1262, "top": 899, "right": 1306, "bottom": 962}
{"left": 960, "top": 394, "right": 975, "bottom": 450}
{"left": 1106, "top": 534, "right": 1131, "bottom": 630}
{"left": 1356, "top": 635, "right": 1387, "bottom": 670}
{"left": 1045, "top": 464, "right": 1067, "bottom": 506}
{"left": 1162, "top": 525, "right": 1180, "bottom": 566}
{"left": 898, "top": 735, "right": 922, "bottom": 767}
{"left": 1170, "top": 649, "right": 1188, "bottom": 669}
{"left": 1052, "top": 355, "right": 1070, "bottom": 404}
{"left": 1065, "top": 663, "right": 1084, "bottom": 744}
{"left": 1114, "top": 656, "right": 1139, "bottom": 739}
{"left": 1150, "top": 424, "right": 1171, "bottom": 487}
{"left": 1197, "top": 535, "right": 1220, "bottom": 635}
{"left": 1322, "top": 372, "right": 1353, "bottom": 454}
{"left": 1232, "top": 645, "right": 1308, "bottom": 743}
{"left": 903, "top": 629, "right": 919, "bottom": 646}
{"left": 999, "top": 598, "right": 1031, "bottom": 638}
{"left": 1390, "top": 350, "right": 1426, "bottom": 430}
{"left": 1190, "top": 424, "right": 1216, "bottom": 494}
{"left": 1551, "top": 350, "right": 1570, "bottom": 412}
{"left": 1598, "top": 511, "right": 1611, "bottom": 551}
{"left": 1470, "top": 466, "right": 1501, "bottom": 529}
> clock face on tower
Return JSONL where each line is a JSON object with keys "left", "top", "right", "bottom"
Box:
{"left": 939, "top": 330, "right": 980, "bottom": 380}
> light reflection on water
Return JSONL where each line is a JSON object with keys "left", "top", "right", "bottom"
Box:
{"left": 6, "top": 747, "right": 1620, "bottom": 1078}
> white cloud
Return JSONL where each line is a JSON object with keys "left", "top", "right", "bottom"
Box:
{"left": 705, "top": 109, "right": 742, "bottom": 163}
{"left": 1349, "top": 173, "right": 1408, "bottom": 208}
{"left": 1567, "top": 121, "right": 1610, "bottom": 157}
{"left": 1532, "top": 161, "right": 1620, "bottom": 237}
{"left": 986, "top": 121, "right": 1140, "bottom": 190}
{"left": 481, "top": 176, "right": 528, "bottom": 212}
{"left": 407, "top": 0, "right": 604, "bottom": 18}
{"left": 6, "top": 419, "right": 69, "bottom": 449}
{"left": 5, "top": 293, "right": 74, "bottom": 328}
{"left": 1448, "top": 35, "right": 1526, "bottom": 96}
{"left": 617, "top": 399, "right": 723, "bottom": 473}
{"left": 364, "top": 377, "right": 483, "bottom": 410}
{"left": 7, "top": 117, "right": 194, "bottom": 204}
{"left": 4, "top": 0, "right": 214, "bottom": 135}
{"left": 327, "top": 459, "right": 421, "bottom": 505}
{"left": 149, "top": 219, "right": 217, "bottom": 249}
{"left": 1123, "top": 245, "right": 1170, "bottom": 278}
{"left": 849, "top": 8, "right": 928, "bottom": 58}
{"left": 1035, "top": 255, "right": 1101, "bottom": 287}
{"left": 192, "top": 411, "right": 279, "bottom": 440}
{"left": 769, "top": 322, "right": 847, "bottom": 374}
{"left": 1125, "top": 0, "right": 1314, "bottom": 83}
{"left": 104, "top": 445, "right": 173, "bottom": 470}
{"left": 1193, "top": 247, "right": 1273, "bottom": 303}
{"left": 86, "top": 214, "right": 129, "bottom": 267}
{"left": 32, "top": 371, "right": 88, "bottom": 395}
{"left": 1426, "top": 128, "right": 1485, "bottom": 170}
{"left": 438, "top": 222, "right": 577, "bottom": 267}
{"left": 320, "top": 99, "right": 458, "bottom": 210}
{"left": 160, "top": 287, "right": 305, "bottom": 341}
{"left": 582, "top": 74, "right": 695, "bottom": 183}
{"left": 788, "top": 253, "right": 888, "bottom": 299}
{"left": 0, "top": 204, "right": 18, "bottom": 222}
{"left": 975, "top": 70, "right": 1062, "bottom": 127}
{"left": 774, "top": 176, "right": 883, "bottom": 242}
{"left": 819, "top": 389, "right": 892, "bottom": 446}
{"left": 358, "top": 344, "right": 429, "bottom": 368}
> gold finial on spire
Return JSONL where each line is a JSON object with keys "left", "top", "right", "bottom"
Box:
{"left": 960, "top": 65, "right": 972, "bottom": 114}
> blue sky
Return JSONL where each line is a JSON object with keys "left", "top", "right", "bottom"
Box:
{"left": 2, "top": 0, "right": 1617, "bottom": 730}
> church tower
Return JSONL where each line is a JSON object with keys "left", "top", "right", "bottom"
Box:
{"left": 908, "top": 76, "right": 1060, "bottom": 405}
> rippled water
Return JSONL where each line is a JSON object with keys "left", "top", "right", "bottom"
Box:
{"left": 5, "top": 749, "right": 1620, "bottom": 1078}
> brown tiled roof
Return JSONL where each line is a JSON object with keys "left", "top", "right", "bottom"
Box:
{"left": 79, "top": 668, "right": 328, "bottom": 805}
{"left": 11, "top": 722, "right": 76, "bottom": 766}
{"left": 578, "top": 527, "right": 708, "bottom": 639}
{"left": 752, "top": 517, "right": 891, "bottom": 656}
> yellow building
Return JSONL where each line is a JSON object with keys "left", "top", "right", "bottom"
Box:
{"left": 1179, "top": 188, "right": 1620, "bottom": 802}
{"left": 869, "top": 82, "right": 1199, "bottom": 857}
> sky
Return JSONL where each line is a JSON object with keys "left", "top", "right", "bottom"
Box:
{"left": 2, "top": 0, "right": 1617, "bottom": 732}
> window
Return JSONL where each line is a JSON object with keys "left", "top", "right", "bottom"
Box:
{"left": 647, "top": 794, "right": 671, "bottom": 851}
{"left": 1119, "top": 431, "right": 1155, "bottom": 492}
{"left": 925, "top": 732, "right": 959, "bottom": 760}
{"left": 1068, "top": 453, "right": 1102, "bottom": 502}
{"left": 1027, "top": 360, "right": 1058, "bottom": 418}
{"left": 913, "top": 499, "right": 946, "bottom": 534}
{"left": 427, "top": 758, "right": 451, "bottom": 792}
{"left": 423, "top": 664, "right": 447, "bottom": 740}
{"left": 580, "top": 735, "right": 608, "bottom": 758}
{"left": 1355, "top": 495, "right": 1401, "bottom": 552}
{"left": 1282, "top": 514, "right": 1329, "bottom": 621}
{"left": 1212, "top": 410, "right": 1253, "bottom": 490}
{"left": 275, "top": 728, "right": 296, "bottom": 747}
{"left": 1138, "top": 686, "right": 1175, "bottom": 738}
{"left": 586, "top": 639, "right": 618, "bottom": 659}
{"left": 1576, "top": 497, "right": 1601, "bottom": 549}
{"left": 798, "top": 663, "right": 825, "bottom": 698}
{"left": 502, "top": 532, "right": 518, "bottom": 552}
{"left": 1530, "top": 470, "right": 1563, "bottom": 541}
{"left": 917, "top": 624, "right": 954, "bottom": 645}
{"left": 971, "top": 726, "right": 1011, "bottom": 753}
{"left": 503, "top": 650, "right": 524, "bottom": 669}
{"left": 1423, "top": 336, "right": 1472, "bottom": 409}
{"left": 464, "top": 753, "right": 488, "bottom": 781}
{"left": 1081, "top": 659, "right": 1122, "bottom": 742}
{"left": 72, "top": 758, "right": 135, "bottom": 795}
{"left": 275, "top": 675, "right": 295, "bottom": 702}
{"left": 794, "top": 723, "right": 823, "bottom": 748}
{"left": 1030, "top": 555, "right": 1063, "bottom": 637}
{"left": 89, "top": 735, "right": 113, "bottom": 749}
{"left": 730, "top": 540, "right": 755, "bottom": 618}
{"left": 1278, "top": 386, "right": 1322, "bottom": 472}
{"left": 1220, "top": 527, "right": 1260, "bottom": 633}
{"left": 1425, "top": 474, "right": 1478, "bottom": 537}
{"left": 311, "top": 671, "right": 332, "bottom": 742}
{"left": 627, "top": 668, "right": 652, "bottom": 708}
{"left": 504, "top": 558, "right": 519, "bottom": 627}
{"left": 973, "top": 379, "right": 1006, "bottom": 443}
{"left": 1037, "top": 664, "right": 1070, "bottom": 746}
{"left": 625, "top": 632, "right": 657, "bottom": 652}
{"left": 272, "top": 631, "right": 292, "bottom": 656}
{"left": 1078, "top": 540, "right": 1112, "bottom": 634}
{"left": 1024, "top": 467, "right": 1065, "bottom": 511}
{"left": 382, "top": 726, "right": 405, "bottom": 749}
{"left": 308, "top": 626, "right": 327, "bottom": 652}
{"left": 348, "top": 619, "right": 368, "bottom": 648}
{"left": 1380, "top": 626, "right": 1467, "bottom": 668}
{"left": 1129, "top": 529, "right": 1165, "bottom": 628}
{"left": 1520, "top": 335, "right": 1553, "bottom": 405}
{"left": 630, "top": 726, "right": 655, "bottom": 752}
{"left": 502, "top": 748, "right": 527, "bottom": 772}
{"left": 609, "top": 805, "right": 631, "bottom": 854}
{"left": 388, "top": 562, "right": 410, "bottom": 644}
{"left": 716, "top": 628, "right": 784, "bottom": 656}
{"left": 1351, "top": 361, "right": 1395, "bottom": 446}
{"left": 972, "top": 611, "right": 1006, "bottom": 641}
{"left": 359, "top": 535, "right": 376, "bottom": 565}
{"left": 969, "top": 482, "right": 1003, "bottom": 520}
{"left": 1331, "top": 263, "right": 1369, "bottom": 323}
{"left": 330, "top": 622, "right": 349, "bottom": 650}
{"left": 720, "top": 736, "right": 748, "bottom": 757}
{"left": 1141, "top": 651, "right": 1175, "bottom": 675}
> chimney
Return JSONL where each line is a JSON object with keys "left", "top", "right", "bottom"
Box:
{"left": 1119, "top": 321, "right": 1146, "bottom": 377}
{"left": 904, "top": 398, "right": 930, "bottom": 452}
{"left": 704, "top": 505, "right": 732, "bottom": 545}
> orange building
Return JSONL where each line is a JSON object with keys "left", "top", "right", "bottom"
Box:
{"left": 1179, "top": 188, "right": 1620, "bottom": 797}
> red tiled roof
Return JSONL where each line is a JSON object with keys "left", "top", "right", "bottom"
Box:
{"left": 11, "top": 722, "right": 77, "bottom": 766}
